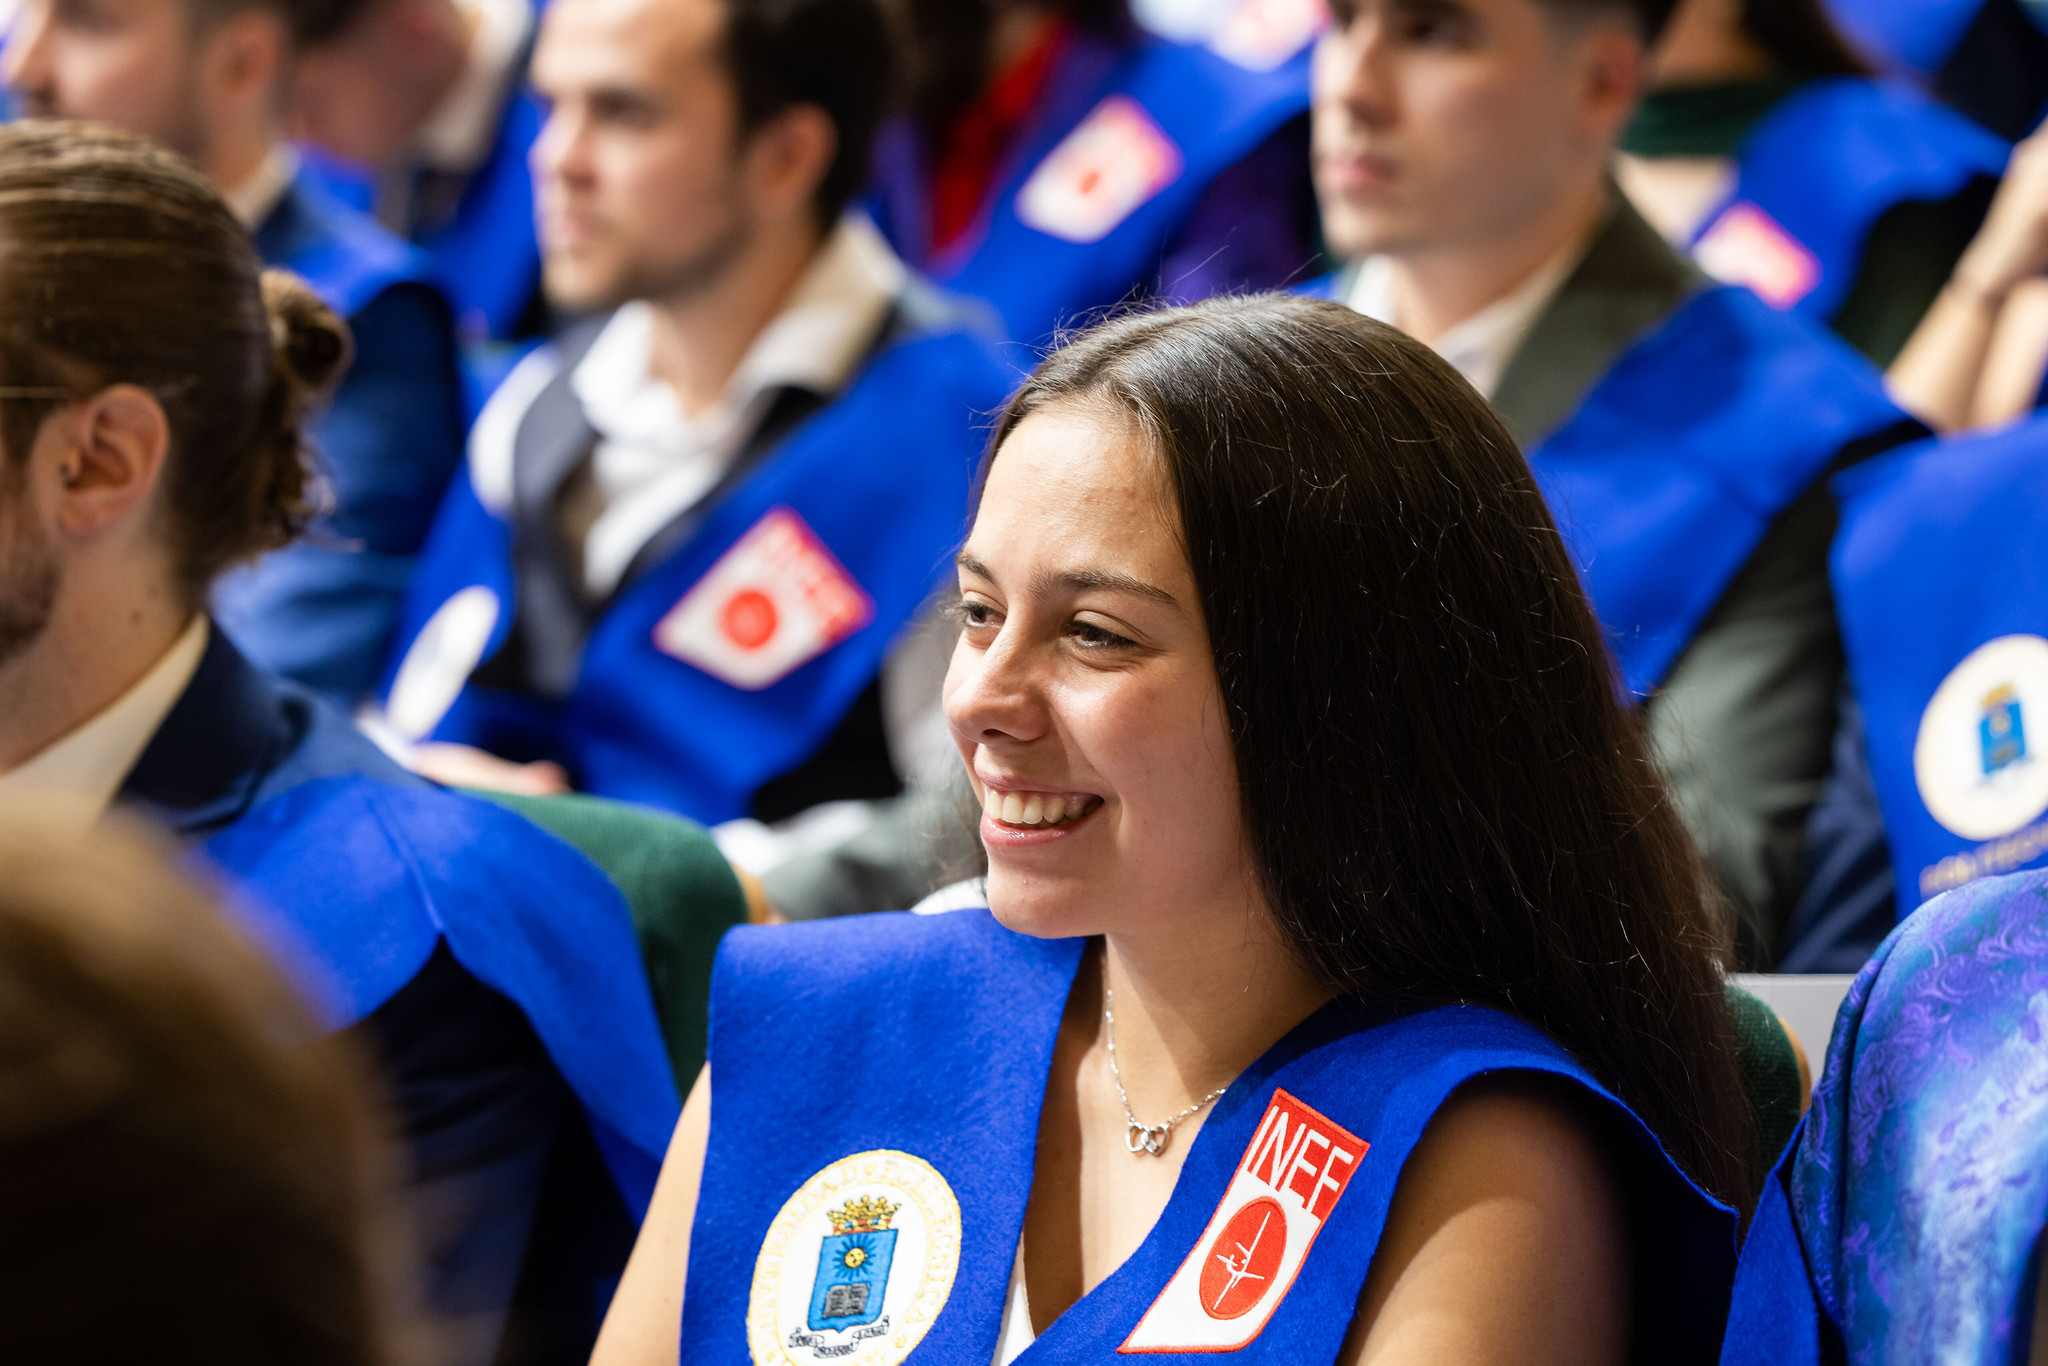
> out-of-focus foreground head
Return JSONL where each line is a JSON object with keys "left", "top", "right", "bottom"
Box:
{"left": 0, "top": 805, "right": 415, "bottom": 1365}
{"left": 528, "top": 0, "right": 892, "bottom": 313}
{"left": 1311, "top": 0, "right": 1660, "bottom": 262}
{"left": 1, "top": 0, "right": 306, "bottom": 178}
{"left": 0, "top": 121, "right": 347, "bottom": 669}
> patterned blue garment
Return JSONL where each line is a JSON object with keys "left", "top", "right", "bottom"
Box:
{"left": 1722, "top": 867, "right": 2048, "bottom": 1364}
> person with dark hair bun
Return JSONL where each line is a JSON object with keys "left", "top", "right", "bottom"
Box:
{"left": 593, "top": 294, "right": 1753, "bottom": 1366}
{"left": 1615, "top": 0, "right": 2008, "bottom": 367}
{"left": 0, "top": 807, "right": 415, "bottom": 1366}
{"left": 865, "top": 0, "right": 1321, "bottom": 349}
{"left": 0, "top": 122, "right": 680, "bottom": 1366}
{"left": 3, "top": 0, "right": 468, "bottom": 705}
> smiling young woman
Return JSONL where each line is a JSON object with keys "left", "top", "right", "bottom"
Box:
{"left": 592, "top": 294, "right": 1755, "bottom": 1366}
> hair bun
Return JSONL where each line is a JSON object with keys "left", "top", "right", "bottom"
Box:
{"left": 259, "top": 269, "right": 352, "bottom": 399}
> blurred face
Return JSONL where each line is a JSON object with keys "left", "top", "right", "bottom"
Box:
{"left": 1311, "top": 0, "right": 1641, "bottom": 260}
{"left": 945, "top": 402, "right": 1261, "bottom": 941}
{"left": 290, "top": 9, "right": 432, "bottom": 168}
{"left": 3, "top": 0, "right": 205, "bottom": 157}
{"left": 0, "top": 454, "right": 59, "bottom": 667}
{"left": 529, "top": 0, "right": 753, "bottom": 311}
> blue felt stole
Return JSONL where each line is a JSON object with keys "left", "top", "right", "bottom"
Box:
{"left": 1307, "top": 275, "right": 1907, "bottom": 695}
{"left": 1830, "top": 417, "right": 2048, "bottom": 910}
{"left": 685, "top": 908, "right": 1737, "bottom": 1364}
{"left": 204, "top": 775, "right": 679, "bottom": 1212}
{"left": 261, "top": 168, "right": 441, "bottom": 320}
{"left": 1720, "top": 868, "right": 2048, "bottom": 1366}
{"left": 1823, "top": 0, "right": 1986, "bottom": 76}
{"left": 874, "top": 33, "right": 1310, "bottom": 350}
{"left": 1687, "top": 77, "right": 2007, "bottom": 323}
{"left": 380, "top": 327, "right": 1011, "bottom": 823}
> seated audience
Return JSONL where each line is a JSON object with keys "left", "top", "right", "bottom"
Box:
{"left": 1782, "top": 415, "right": 2048, "bottom": 970}
{"left": 1616, "top": 0, "right": 2006, "bottom": 367}
{"left": 290, "top": 0, "right": 549, "bottom": 347}
{"left": 592, "top": 297, "right": 1754, "bottom": 1366}
{"left": 1888, "top": 119, "right": 2048, "bottom": 432}
{"left": 1311, "top": 0, "right": 1921, "bottom": 959}
{"left": 1722, "top": 866, "right": 2048, "bottom": 1365}
{"left": 3, "top": 0, "right": 467, "bottom": 703}
{"left": 866, "top": 0, "right": 1322, "bottom": 349}
{"left": 372, "top": 0, "right": 1014, "bottom": 826}
{"left": 0, "top": 123, "right": 677, "bottom": 1366}
{"left": 0, "top": 808, "right": 416, "bottom": 1366}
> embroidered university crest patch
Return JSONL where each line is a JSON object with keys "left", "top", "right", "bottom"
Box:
{"left": 1915, "top": 634, "right": 2048, "bottom": 843}
{"left": 1121, "top": 1088, "right": 1366, "bottom": 1353}
{"left": 750, "top": 1150, "right": 961, "bottom": 1366}
{"left": 651, "top": 507, "right": 874, "bottom": 690}
{"left": 1015, "top": 95, "right": 1184, "bottom": 245}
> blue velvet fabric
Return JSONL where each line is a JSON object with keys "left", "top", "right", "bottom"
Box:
{"left": 1723, "top": 868, "right": 2048, "bottom": 1365}
{"left": 215, "top": 170, "right": 466, "bottom": 704}
{"left": 118, "top": 628, "right": 678, "bottom": 1363}
{"left": 685, "top": 908, "right": 1738, "bottom": 1364}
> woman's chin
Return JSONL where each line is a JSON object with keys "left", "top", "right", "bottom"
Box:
{"left": 983, "top": 870, "right": 1104, "bottom": 941}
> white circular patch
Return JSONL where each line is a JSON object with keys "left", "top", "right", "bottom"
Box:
{"left": 1914, "top": 634, "right": 2048, "bottom": 840}
{"left": 384, "top": 586, "right": 500, "bottom": 742}
{"left": 748, "top": 1150, "right": 961, "bottom": 1366}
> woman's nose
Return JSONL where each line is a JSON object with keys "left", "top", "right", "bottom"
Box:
{"left": 944, "top": 627, "right": 1049, "bottom": 748}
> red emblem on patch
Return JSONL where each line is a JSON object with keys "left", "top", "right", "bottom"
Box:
{"left": 650, "top": 507, "right": 873, "bottom": 690}
{"left": 1015, "top": 95, "right": 1184, "bottom": 245}
{"left": 1693, "top": 201, "right": 1822, "bottom": 309}
{"left": 1120, "top": 1088, "right": 1367, "bottom": 1353}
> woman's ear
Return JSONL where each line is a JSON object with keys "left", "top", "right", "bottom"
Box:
{"left": 48, "top": 385, "right": 171, "bottom": 540}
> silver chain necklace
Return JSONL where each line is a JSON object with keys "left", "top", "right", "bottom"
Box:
{"left": 1103, "top": 985, "right": 1229, "bottom": 1157}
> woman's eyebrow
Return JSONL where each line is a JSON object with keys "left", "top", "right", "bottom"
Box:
{"left": 956, "top": 553, "right": 1183, "bottom": 612}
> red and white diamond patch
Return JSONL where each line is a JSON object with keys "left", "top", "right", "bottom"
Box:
{"left": 1120, "top": 1088, "right": 1367, "bottom": 1353}
{"left": 1016, "top": 95, "right": 1184, "bottom": 245}
{"left": 1211, "top": 0, "right": 1328, "bottom": 70}
{"left": 651, "top": 507, "right": 873, "bottom": 691}
{"left": 1693, "top": 201, "right": 1821, "bottom": 309}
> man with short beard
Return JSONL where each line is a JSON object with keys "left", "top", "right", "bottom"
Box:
{"left": 374, "top": 0, "right": 1012, "bottom": 835}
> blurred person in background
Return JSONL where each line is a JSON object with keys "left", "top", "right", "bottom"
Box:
{"left": 0, "top": 123, "right": 678, "bottom": 1366}
{"left": 1615, "top": 0, "right": 2006, "bottom": 368}
{"left": 3, "top": 0, "right": 467, "bottom": 704}
{"left": 1310, "top": 0, "right": 1921, "bottom": 962}
{"left": 0, "top": 807, "right": 417, "bottom": 1366}
{"left": 371, "top": 0, "right": 1013, "bottom": 832}
{"left": 289, "top": 0, "right": 549, "bottom": 350}
{"left": 867, "top": 0, "right": 1323, "bottom": 350}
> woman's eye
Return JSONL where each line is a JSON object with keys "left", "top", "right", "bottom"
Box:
{"left": 1069, "top": 620, "right": 1136, "bottom": 650}
{"left": 949, "top": 598, "right": 999, "bottom": 631}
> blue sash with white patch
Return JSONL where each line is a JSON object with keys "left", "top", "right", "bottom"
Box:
{"left": 1687, "top": 78, "right": 2007, "bottom": 322}
{"left": 1829, "top": 417, "right": 2048, "bottom": 911}
{"left": 888, "top": 33, "right": 1310, "bottom": 349}
{"left": 379, "top": 328, "right": 1010, "bottom": 823}
{"left": 1721, "top": 868, "right": 2048, "bottom": 1366}
{"left": 685, "top": 908, "right": 1737, "bottom": 1364}
{"left": 203, "top": 773, "right": 679, "bottom": 1211}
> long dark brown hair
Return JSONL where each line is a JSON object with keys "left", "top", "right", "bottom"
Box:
{"left": 991, "top": 295, "right": 1754, "bottom": 1205}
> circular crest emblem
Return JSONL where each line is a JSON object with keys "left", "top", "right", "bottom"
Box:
{"left": 747, "top": 1150, "right": 961, "bottom": 1366}
{"left": 1914, "top": 634, "right": 2048, "bottom": 840}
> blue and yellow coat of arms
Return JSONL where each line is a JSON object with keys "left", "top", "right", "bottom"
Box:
{"left": 806, "top": 1195, "right": 900, "bottom": 1332}
{"left": 1982, "top": 684, "right": 2029, "bottom": 777}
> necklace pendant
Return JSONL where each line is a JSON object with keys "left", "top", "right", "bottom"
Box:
{"left": 1126, "top": 1120, "right": 1170, "bottom": 1157}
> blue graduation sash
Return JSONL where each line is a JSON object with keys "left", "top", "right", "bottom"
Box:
{"left": 1306, "top": 273, "right": 1907, "bottom": 696}
{"left": 1720, "top": 869, "right": 2048, "bottom": 1366}
{"left": 892, "top": 34, "right": 1310, "bottom": 348}
{"left": 1532, "top": 285, "right": 1905, "bottom": 695}
{"left": 203, "top": 773, "right": 679, "bottom": 1212}
{"left": 1823, "top": 0, "right": 1985, "bottom": 76}
{"left": 1691, "top": 77, "right": 2008, "bottom": 323}
{"left": 264, "top": 168, "right": 442, "bottom": 321}
{"left": 1830, "top": 418, "right": 2048, "bottom": 910}
{"left": 685, "top": 908, "right": 1736, "bottom": 1364}
{"left": 382, "top": 326, "right": 1011, "bottom": 823}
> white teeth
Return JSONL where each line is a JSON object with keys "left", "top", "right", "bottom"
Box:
{"left": 982, "top": 785, "right": 1000, "bottom": 817}
{"left": 1043, "top": 795, "right": 1065, "bottom": 824}
{"left": 982, "top": 788, "right": 1095, "bottom": 826}
{"left": 1001, "top": 792, "right": 1025, "bottom": 824}
{"left": 1021, "top": 795, "right": 1044, "bottom": 825}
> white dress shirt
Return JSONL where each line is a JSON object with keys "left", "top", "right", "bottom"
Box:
{"left": 222, "top": 143, "right": 299, "bottom": 231}
{"left": 565, "top": 214, "right": 909, "bottom": 597}
{"left": 1343, "top": 240, "right": 1583, "bottom": 400}
{"left": 0, "top": 615, "right": 209, "bottom": 829}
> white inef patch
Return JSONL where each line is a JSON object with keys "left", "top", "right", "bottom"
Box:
{"left": 1694, "top": 201, "right": 1822, "bottom": 309}
{"left": 1121, "top": 1088, "right": 1366, "bottom": 1353}
{"left": 1015, "top": 96, "right": 1184, "bottom": 245}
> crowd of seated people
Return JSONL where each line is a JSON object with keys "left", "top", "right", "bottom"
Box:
{"left": 0, "top": 0, "right": 2044, "bottom": 1360}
